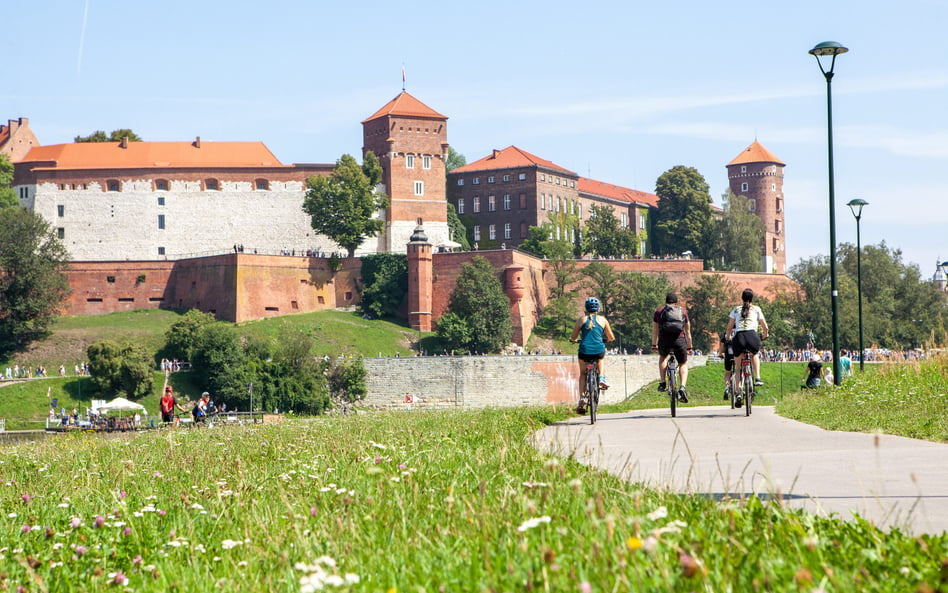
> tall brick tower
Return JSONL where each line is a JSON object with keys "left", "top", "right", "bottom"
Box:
{"left": 406, "top": 225, "right": 433, "bottom": 331}
{"left": 362, "top": 92, "right": 450, "bottom": 254}
{"left": 726, "top": 141, "right": 787, "bottom": 274}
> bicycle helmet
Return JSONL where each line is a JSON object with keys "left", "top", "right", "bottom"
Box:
{"left": 584, "top": 297, "right": 601, "bottom": 313}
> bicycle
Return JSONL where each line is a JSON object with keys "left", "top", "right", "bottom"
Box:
{"left": 666, "top": 356, "right": 679, "bottom": 418}
{"left": 584, "top": 361, "right": 600, "bottom": 425}
{"left": 729, "top": 354, "right": 754, "bottom": 416}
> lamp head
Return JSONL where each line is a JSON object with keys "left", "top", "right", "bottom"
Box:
{"left": 809, "top": 41, "right": 848, "bottom": 77}
{"left": 847, "top": 198, "right": 868, "bottom": 219}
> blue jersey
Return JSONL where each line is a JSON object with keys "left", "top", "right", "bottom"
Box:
{"left": 578, "top": 315, "right": 606, "bottom": 356}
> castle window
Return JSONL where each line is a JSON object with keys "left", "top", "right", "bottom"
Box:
{"left": 621, "top": 213, "right": 628, "bottom": 227}
{"left": 406, "top": 154, "right": 415, "bottom": 169}
{"left": 457, "top": 178, "right": 464, "bottom": 186}
{"left": 414, "top": 181, "right": 424, "bottom": 196}
{"left": 489, "top": 225, "right": 496, "bottom": 240}
{"left": 473, "top": 196, "right": 480, "bottom": 213}
{"left": 503, "top": 174, "right": 510, "bottom": 182}
{"left": 776, "top": 198, "right": 782, "bottom": 212}
{"left": 155, "top": 179, "right": 169, "bottom": 191}
{"left": 487, "top": 176, "right": 495, "bottom": 184}
{"left": 775, "top": 220, "right": 782, "bottom": 234}
{"left": 204, "top": 178, "right": 219, "bottom": 191}
{"left": 422, "top": 155, "right": 431, "bottom": 169}
{"left": 570, "top": 181, "right": 576, "bottom": 188}
{"left": 158, "top": 214, "right": 166, "bottom": 229}
{"left": 107, "top": 180, "right": 120, "bottom": 192}
{"left": 540, "top": 194, "right": 546, "bottom": 210}
{"left": 59, "top": 184, "right": 66, "bottom": 191}
{"left": 473, "top": 177, "right": 480, "bottom": 185}
{"left": 158, "top": 247, "right": 165, "bottom": 255}
{"left": 748, "top": 199, "right": 757, "bottom": 212}
{"left": 255, "top": 178, "right": 270, "bottom": 190}
{"left": 457, "top": 198, "right": 465, "bottom": 214}
{"left": 504, "top": 223, "right": 511, "bottom": 240}
{"left": 578, "top": 203, "right": 583, "bottom": 219}
{"left": 57, "top": 205, "right": 65, "bottom": 217}
{"left": 158, "top": 197, "right": 165, "bottom": 206}
{"left": 107, "top": 276, "right": 115, "bottom": 283}
{"left": 540, "top": 174, "right": 546, "bottom": 182}
{"left": 57, "top": 227, "right": 65, "bottom": 239}
{"left": 741, "top": 182, "right": 748, "bottom": 192}
{"left": 518, "top": 173, "right": 526, "bottom": 181}
{"left": 741, "top": 166, "right": 747, "bottom": 173}
{"left": 555, "top": 177, "right": 561, "bottom": 185}
{"left": 488, "top": 195, "right": 496, "bottom": 212}
{"left": 503, "top": 194, "right": 511, "bottom": 211}
{"left": 772, "top": 183, "right": 776, "bottom": 191}
{"left": 640, "top": 213, "right": 646, "bottom": 228}
{"left": 474, "top": 225, "right": 481, "bottom": 241}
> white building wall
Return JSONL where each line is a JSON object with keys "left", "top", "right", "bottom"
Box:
{"left": 25, "top": 178, "right": 393, "bottom": 261}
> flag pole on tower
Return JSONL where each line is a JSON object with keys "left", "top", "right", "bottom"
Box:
{"left": 402, "top": 64, "right": 406, "bottom": 91}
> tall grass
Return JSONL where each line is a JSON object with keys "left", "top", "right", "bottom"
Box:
{"left": 777, "top": 356, "right": 948, "bottom": 442}
{"left": 2, "top": 409, "right": 945, "bottom": 592}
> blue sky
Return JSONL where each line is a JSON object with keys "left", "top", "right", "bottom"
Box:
{"left": 7, "top": 0, "right": 947, "bottom": 278}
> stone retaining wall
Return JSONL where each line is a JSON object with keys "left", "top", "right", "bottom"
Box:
{"left": 363, "top": 354, "right": 707, "bottom": 409}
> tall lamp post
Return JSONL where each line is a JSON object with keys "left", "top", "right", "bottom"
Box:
{"left": 810, "top": 41, "right": 848, "bottom": 386}
{"left": 847, "top": 198, "right": 868, "bottom": 371}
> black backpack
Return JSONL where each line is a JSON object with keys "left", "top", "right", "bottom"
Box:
{"left": 660, "top": 305, "right": 685, "bottom": 337}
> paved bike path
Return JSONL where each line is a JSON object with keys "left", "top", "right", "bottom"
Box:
{"left": 534, "top": 405, "right": 948, "bottom": 535}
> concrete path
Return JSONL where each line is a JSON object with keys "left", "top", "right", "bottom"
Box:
{"left": 534, "top": 405, "right": 948, "bottom": 535}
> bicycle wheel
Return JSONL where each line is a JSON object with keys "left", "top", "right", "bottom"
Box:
{"left": 728, "top": 381, "right": 736, "bottom": 410}
{"left": 743, "top": 372, "right": 754, "bottom": 417}
{"left": 667, "top": 363, "right": 678, "bottom": 418}
{"left": 586, "top": 365, "right": 599, "bottom": 425}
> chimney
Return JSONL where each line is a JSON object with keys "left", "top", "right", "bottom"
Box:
{"left": 492, "top": 149, "right": 501, "bottom": 159}
{"left": 120, "top": 136, "right": 128, "bottom": 149}
{"left": 194, "top": 136, "right": 201, "bottom": 148}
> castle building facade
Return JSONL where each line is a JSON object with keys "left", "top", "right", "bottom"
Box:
{"left": 726, "top": 140, "right": 787, "bottom": 274}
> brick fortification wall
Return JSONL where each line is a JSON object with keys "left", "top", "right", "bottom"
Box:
{"left": 362, "top": 354, "right": 707, "bottom": 409}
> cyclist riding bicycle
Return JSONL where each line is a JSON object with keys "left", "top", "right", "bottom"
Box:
{"left": 724, "top": 288, "right": 769, "bottom": 397}
{"left": 570, "top": 297, "right": 615, "bottom": 415}
{"left": 720, "top": 331, "right": 736, "bottom": 400}
{"left": 652, "top": 292, "right": 692, "bottom": 403}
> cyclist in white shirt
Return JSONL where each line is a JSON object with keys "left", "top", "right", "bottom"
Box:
{"left": 724, "top": 288, "right": 769, "bottom": 386}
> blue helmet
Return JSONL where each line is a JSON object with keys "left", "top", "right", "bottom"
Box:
{"left": 585, "top": 297, "right": 601, "bottom": 313}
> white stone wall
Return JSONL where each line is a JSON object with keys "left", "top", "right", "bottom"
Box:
{"left": 25, "top": 178, "right": 393, "bottom": 261}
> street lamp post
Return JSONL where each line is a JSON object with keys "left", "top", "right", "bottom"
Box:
{"left": 810, "top": 41, "right": 848, "bottom": 386}
{"left": 847, "top": 198, "right": 868, "bottom": 371}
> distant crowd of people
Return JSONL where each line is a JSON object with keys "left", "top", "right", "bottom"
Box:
{"left": 3, "top": 362, "right": 89, "bottom": 381}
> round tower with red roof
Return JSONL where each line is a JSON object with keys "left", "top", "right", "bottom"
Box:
{"left": 726, "top": 141, "right": 786, "bottom": 274}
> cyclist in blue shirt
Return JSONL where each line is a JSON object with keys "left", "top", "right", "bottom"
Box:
{"left": 570, "top": 297, "right": 615, "bottom": 414}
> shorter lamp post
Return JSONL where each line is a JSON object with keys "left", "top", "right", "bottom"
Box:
{"left": 847, "top": 198, "right": 868, "bottom": 371}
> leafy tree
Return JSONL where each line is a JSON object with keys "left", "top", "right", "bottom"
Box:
{"left": 682, "top": 274, "right": 734, "bottom": 351}
{"left": 436, "top": 256, "right": 512, "bottom": 353}
{"left": 534, "top": 240, "right": 582, "bottom": 340}
{"left": 0, "top": 153, "right": 17, "bottom": 209}
{"left": 653, "top": 166, "right": 714, "bottom": 260}
{"left": 0, "top": 208, "right": 70, "bottom": 357}
{"left": 446, "top": 203, "right": 470, "bottom": 250}
{"left": 360, "top": 253, "right": 408, "bottom": 319}
{"left": 712, "top": 191, "right": 764, "bottom": 272}
{"left": 445, "top": 146, "right": 467, "bottom": 172}
{"left": 324, "top": 357, "right": 368, "bottom": 403}
{"left": 253, "top": 326, "right": 329, "bottom": 414}
{"left": 86, "top": 340, "right": 154, "bottom": 399}
{"left": 161, "top": 309, "right": 217, "bottom": 361}
{"left": 302, "top": 152, "right": 388, "bottom": 257}
{"left": 583, "top": 205, "right": 637, "bottom": 258}
{"left": 189, "top": 324, "right": 251, "bottom": 407}
{"left": 616, "top": 272, "right": 675, "bottom": 351}
{"left": 74, "top": 129, "right": 142, "bottom": 142}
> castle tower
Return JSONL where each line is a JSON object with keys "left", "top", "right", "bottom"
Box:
{"left": 0, "top": 118, "right": 40, "bottom": 163}
{"left": 362, "top": 92, "right": 450, "bottom": 254}
{"left": 406, "top": 225, "right": 433, "bottom": 332}
{"left": 726, "top": 141, "right": 787, "bottom": 274}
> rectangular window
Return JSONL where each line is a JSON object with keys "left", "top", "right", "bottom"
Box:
{"left": 406, "top": 155, "right": 415, "bottom": 169}
{"left": 578, "top": 204, "right": 582, "bottom": 219}
{"left": 473, "top": 196, "right": 480, "bottom": 213}
{"left": 474, "top": 225, "right": 481, "bottom": 241}
{"left": 772, "top": 183, "right": 776, "bottom": 191}
{"left": 540, "top": 174, "right": 546, "bottom": 182}
{"left": 158, "top": 214, "right": 165, "bottom": 229}
{"left": 741, "top": 166, "right": 747, "bottom": 173}
{"left": 158, "top": 196, "right": 165, "bottom": 206}
{"left": 540, "top": 194, "right": 546, "bottom": 210}
{"left": 640, "top": 214, "right": 646, "bottom": 228}
{"left": 504, "top": 223, "right": 511, "bottom": 239}
{"left": 518, "top": 173, "right": 526, "bottom": 181}
{"left": 489, "top": 224, "right": 496, "bottom": 240}
{"left": 423, "top": 155, "right": 431, "bottom": 169}
{"left": 488, "top": 195, "right": 496, "bottom": 212}
{"left": 457, "top": 178, "right": 464, "bottom": 186}
{"left": 414, "top": 181, "right": 424, "bottom": 196}
{"left": 503, "top": 194, "right": 511, "bottom": 210}
{"left": 158, "top": 247, "right": 165, "bottom": 255}
{"left": 57, "top": 205, "right": 65, "bottom": 217}
{"left": 555, "top": 177, "right": 560, "bottom": 185}
{"left": 741, "top": 182, "right": 748, "bottom": 192}
{"left": 502, "top": 174, "right": 510, "bottom": 182}
{"left": 57, "top": 227, "right": 65, "bottom": 239}
{"left": 458, "top": 198, "right": 465, "bottom": 214}
{"left": 473, "top": 177, "right": 480, "bottom": 185}
{"left": 621, "top": 213, "right": 628, "bottom": 227}
{"left": 555, "top": 197, "right": 560, "bottom": 213}
{"left": 487, "top": 175, "right": 495, "bottom": 184}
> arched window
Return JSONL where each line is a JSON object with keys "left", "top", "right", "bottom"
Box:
{"left": 255, "top": 178, "right": 269, "bottom": 191}
{"left": 155, "top": 179, "right": 169, "bottom": 191}
{"left": 204, "top": 178, "right": 219, "bottom": 191}
{"left": 106, "top": 179, "right": 120, "bottom": 192}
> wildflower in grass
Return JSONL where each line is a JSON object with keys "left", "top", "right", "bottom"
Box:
{"left": 626, "top": 536, "right": 643, "bottom": 551}
{"left": 132, "top": 555, "right": 143, "bottom": 566}
{"left": 93, "top": 515, "right": 105, "bottom": 528}
{"left": 21, "top": 493, "right": 31, "bottom": 504}
{"left": 517, "top": 516, "right": 551, "bottom": 532}
{"left": 646, "top": 506, "right": 667, "bottom": 521}
{"left": 221, "top": 539, "right": 243, "bottom": 550}
{"left": 679, "top": 553, "right": 701, "bottom": 578}
{"left": 58, "top": 503, "right": 69, "bottom": 508}
{"left": 579, "top": 582, "right": 592, "bottom": 593}
{"left": 20, "top": 525, "right": 30, "bottom": 534}
{"left": 109, "top": 571, "right": 128, "bottom": 585}
{"left": 76, "top": 545, "right": 88, "bottom": 556}
{"left": 310, "top": 507, "right": 317, "bottom": 517}
{"left": 642, "top": 536, "right": 658, "bottom": 553}
{"left": 123, "top": 527, "right": 132, "bottom": 537}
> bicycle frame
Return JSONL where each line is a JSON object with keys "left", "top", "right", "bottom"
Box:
{"left": 666, "top": 356, "right": 679, "bottom": 418}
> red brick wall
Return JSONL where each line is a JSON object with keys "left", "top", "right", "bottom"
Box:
{"left": 64, "top": 261, "right": 177, "bottom": 316}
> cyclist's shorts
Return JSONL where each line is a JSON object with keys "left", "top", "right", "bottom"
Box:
{"left": 578, "top": 352, "right": 605, "bottom": 363}
{"left": 658, "top": 336, "right": 688, "bottom": 364}
{"left": 732, "top": 330, "right": 761, "bottom": 357}
{"left": 723, "top": 342, "right": 735, "bottom": 371}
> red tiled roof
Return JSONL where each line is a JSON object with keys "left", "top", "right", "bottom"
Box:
{"left": 362, "top": 91, "right": 447, "bottom": 123}
{"left": 452, "top": 146, "right": 576, "bottom": 176}
{"left": 19, "top": 141, "right": 284, "bottom": 169}
{"left": 727, "top": 140, "right": 784, "bottom": 166}
{"left": 578, "top": 177, "right": 659, "bottom": 208}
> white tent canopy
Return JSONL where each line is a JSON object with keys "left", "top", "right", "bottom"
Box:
{"left": 96, "top": 397, "right": 147, "bottom": 414}
{"left": 437, "top": 239, "right": 463, "bottom": 251}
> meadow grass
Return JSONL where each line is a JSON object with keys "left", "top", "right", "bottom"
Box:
{"left": 2, "top": 408, "right": 946, "bottom": 592}
{"left": 778, "top": 356, "right": 948, "bottom": 442}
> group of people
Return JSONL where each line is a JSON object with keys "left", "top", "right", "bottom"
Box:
{"left": 159, "top": 386, "right": 222, "bottom": 425}
{"left": 570, "top": 288, "right": 772, "bottom": 414}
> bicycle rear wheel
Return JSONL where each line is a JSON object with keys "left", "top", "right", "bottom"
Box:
{"left": 667, "top": 363, "right": 678, "bottom": 418}
{"left": 743, "top": 372, "right": 754, "bottom": 416}
{"left": 586, "top": 365, "right": 599, "bottom": 425}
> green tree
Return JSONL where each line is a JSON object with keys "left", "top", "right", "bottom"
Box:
{"left": 189, "top": 324, "right": 251, "bottom": 407}
{"left": 682, "top": 274, "right": 734, "bottom": 351}
{"left": 445, "top": 146, "right": 467, "bottom": 172}
{"left": 74, "top": 129, "right": 142, "bottom": 142}
{"left": 436, "top": 256, "right": 512, "bottom": 353}
{"left": 653, "top": 166, "right": 714, "bottom": 259}
{"left": 161, "top": 309, "right": 217, "bottom": 362}
{"left": 0, "top": 208, "right": 70, "bottom": 357}
{"left": 324, "top": 358, "right": 368, "bottom": 403}
{"left": 0, "top": 153, "right": 17, "bottom": 209}
{"left": 712, "top": 191, "right": 764, "bottom": 272}
{"left": 255, "top": 326, "right": 329, "bottom": 414}
{"left": 583, "top": 205, "right": 637, "bottom": 258}
{"left": 617, "top": 272, "right": 675, "bottom": 351}
{"left": 302, "top": 152, "right": 388, "bottom": 257}
{"left": 360, "top": 253, "right": 408, "bottom": 319}
{"left": 446, "top": 203, "right": 470, "bottom": 250}
{"left": 86, "top": 340, "right": 154, "bottom": 399}
{"left": 534, "top": 240, "right": 582, "bottom": 340}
